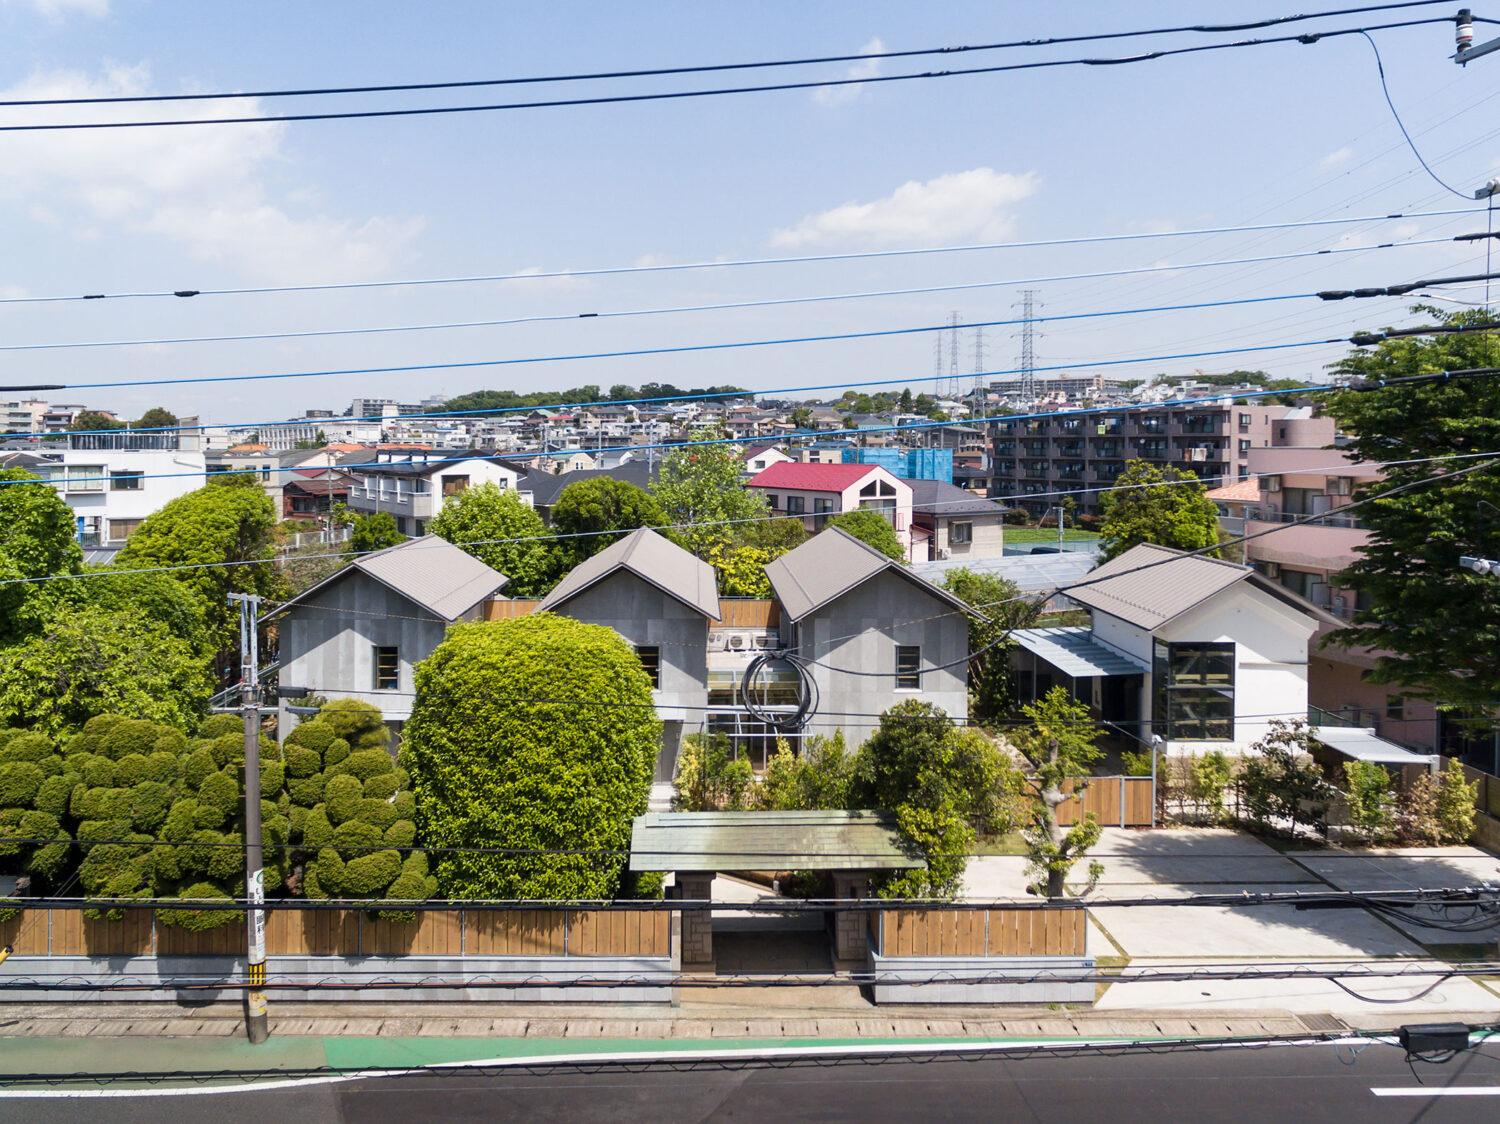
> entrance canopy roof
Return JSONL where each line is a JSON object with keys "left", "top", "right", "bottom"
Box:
{"left": 628, "top": 810, "right": 923, "bottom": 872}
{"left": 1012, "top": 626, "right": 1150, "bottom": 679}
{"left": 1312, "top": 725, "right": 1439, "bottom": 768}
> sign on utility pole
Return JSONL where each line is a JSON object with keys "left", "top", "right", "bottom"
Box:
{"left": 228, "top": 592, "right": 269, "bottom": 1044}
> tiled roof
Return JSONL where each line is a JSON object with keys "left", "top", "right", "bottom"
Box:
{"left": 746, "top": 461, "right": 878, "bottom": 492}
{"left": 1206, "top": 479, "right": 1261, "bottom": 503}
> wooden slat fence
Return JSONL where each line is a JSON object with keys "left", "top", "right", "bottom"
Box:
{"left": 1048, "top": 776, "right": 1154, "bottom": 828}
{"left": 1454, "top": 760, "right": 1500, "bottom": 818}
{"left": 867, "top": 908, "right": 1086, "bottom": 958}
{"left": 0, "top": 908, "right": 668, "bottom": 958}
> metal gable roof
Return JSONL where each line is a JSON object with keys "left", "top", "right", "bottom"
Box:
{"left": 537, "top": 526, "right": 721, "bottom": 620}
{"left": 267, "top": 535, "right": 508, "bottom": 624}
{"left": 1065, "top": 543, "right": 1255, "bottom": 631}
{"left": 628, "top": 810, "right": 923, "bottom": 872}
{"left": 765, "top": 528, "right": 975, "bottom": 622}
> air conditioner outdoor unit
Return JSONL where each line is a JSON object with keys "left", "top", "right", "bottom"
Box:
{"left": 726, "top": 633, "right": 748, "bottom": 651}
{"left": 708, "top": 632, "right": 727, "bottom": 651}
{"left": 753, "top": 634, "right": 777, "bottom": 650}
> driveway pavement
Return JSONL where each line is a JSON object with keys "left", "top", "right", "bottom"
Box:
{"left": 961, "top": 827, "right": 1500, "bottom": 1007}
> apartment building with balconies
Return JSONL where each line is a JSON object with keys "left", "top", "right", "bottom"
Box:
{"left": 989, "top": 402, "right": 1295, "bottom": 518}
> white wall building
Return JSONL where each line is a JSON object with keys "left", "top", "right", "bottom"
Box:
{"left": 1010, "top": 544, "right": 1335, "bottom": 756}
{"left": 346, "top": 451, "right": 528, "bottom": 537}
{"left": 40, "top": 445, "right": 207, "bottom": 548}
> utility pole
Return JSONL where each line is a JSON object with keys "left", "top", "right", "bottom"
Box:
{"left": 228, "top": 592, "right": 269, "bottom": 1044}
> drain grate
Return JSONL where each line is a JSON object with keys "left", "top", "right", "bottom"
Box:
{"left": 1298, "top": 1013, "right": 1349, "bottom": 1033}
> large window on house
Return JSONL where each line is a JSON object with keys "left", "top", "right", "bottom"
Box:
{"left": 66, "top": 465, "right": 104, "bottom": 493}
{"left": 786, "top": 495, "right": 805, "bottom": 516}
{"left": 813, "top": 497, "right": 834, "bottom": 530}
{"left": 440, "top": 474, "right": 469, "bottom": 497}
{"left": 636, "top": 645, "right": 661, "bottom": 689}
{"left": 895, "top": 645, "right": 921, "bottom": 690}
{"left": 1153, "top": 641, "right": 1234, "bottom": 741}
{"left": 374, "top": 646, "right": 400, "bottom": 691}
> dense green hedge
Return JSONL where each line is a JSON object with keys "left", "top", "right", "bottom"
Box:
{"left": 283, "top": 700, "right": 435, "bottom": 917}
{"left": 0, "top": 700, "right": 432, "bottom": 927}
{"left": 403, "top": 614, "right": 659, "bottom": 899}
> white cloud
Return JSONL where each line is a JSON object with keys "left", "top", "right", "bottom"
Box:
{"left": 3, "top": 0, "right": 108, "bottom": 20}
{"left": 1318, "top": 146, "right": 1354, "bottom": 173}
{"left": 813, "top": 38, "right": 883, "bottom": 107}
{"left": 770, "top": 168, "right": 1039, "bottom": 248}
{"left": 0, "top": 66, "right": 424, "bottom": 282}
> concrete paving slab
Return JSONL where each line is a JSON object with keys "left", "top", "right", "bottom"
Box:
{"left": 1090, "top": 898, "right": 1423, "bottom": 958}
{"left": 1284, "top": 849, "right": 1500, "bottom": 945}
{"left": 1095, "top": 959, "right": 1498, "bottom": 1014}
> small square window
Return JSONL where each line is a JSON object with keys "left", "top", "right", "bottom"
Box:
{"left": 110, "top": 470, "right": 143, "bottom": 491}
{"left": 949, "top": 521, "right": 972, "bottom": 545}
{"left": 895, "top": 645, "right": 921, "bottom": 690}
{"left": 636, "top": 645, "right": 660, "bottom": 689}
{"left": 375, "top": 646, "right": 399, "bottom": 691}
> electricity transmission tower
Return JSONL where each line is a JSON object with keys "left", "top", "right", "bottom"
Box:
{"left": 1014, "top": 290, "right": 1040, "bottom": 402}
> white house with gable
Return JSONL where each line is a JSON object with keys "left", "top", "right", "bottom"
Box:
{"left": 1009, "top": 544, "right": 1338, "bottom": 756}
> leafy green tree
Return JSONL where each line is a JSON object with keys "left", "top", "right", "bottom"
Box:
{"left": 113, "top": 474, "right": 282, "bottom": 643}
{"left": 134, "top": 407, "right": 179, "bottom": 430}
{"left": 350, "top": 511, "right": 404, "bottom": 553}
{"left": 790, "top": 406, "right": 814, "bottom": 430}
{"left": 1323, "top": 308, "right": 1500, "bottom": 714}
{"left": 827, "top": 508, "right": 904, "bottom": 561}
{"left": 849, "top": 700, "right": 1013, "bottom": 898}
{"left": 1012, "top": 687, "right": 1104, "bottom": 898}
{"left": 0, "top": 467, "right": 84, "bottom": 645}
{"left": 1341, "top": 760, "right": 1394, "bottom": 843}
{"left": 940, "top": 568, "right": 1040, "bottom": 722}
{"left": 54, "top": 566, "right": 212, "bottom": 656}
{"left": 1098, "top": 460, "right": 1221, "bottom": 562}
{"left": 67, "top": 410, "right": 125, "bottom": 432}
{"left": 899, "top": 388, "right": 914, "bottom": 413}
{"left": 551, "top": 477, "right": 666, "bottom": 566}
{"left": 403, "top": 615, "right": 659, "bottom": 899}
{"left": 650, "top": 425, "right": 770, "bottom": 558}
{"left": 428, "top": 483, "right": 556, "bottom": 596}
{"left": 1237, "top": 719, "right": 1333, "bottom": 839}
{"left": 1436, "top": 758, "right": 1479, "bottom": 844}
{"left": 0, "top": 609, "right": 213, "bottom": 736}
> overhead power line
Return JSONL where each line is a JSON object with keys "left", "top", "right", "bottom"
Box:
{"left": 0, "top": 17, "right": 1458, "bottom": 132}
{"left": 46, "top": 327, "right": 1363, "bottom": 393}
{"left": 0, "top": 3, "right": 1453, "bottom": 109}
{"left": 0, "top": 208, "right": 1468, "bottom": 306}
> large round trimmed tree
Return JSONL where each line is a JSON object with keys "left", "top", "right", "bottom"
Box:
{"left": 403, "top": 614, "right": 659, "bottom": 899}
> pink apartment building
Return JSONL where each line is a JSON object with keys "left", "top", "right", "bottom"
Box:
{"left": 1213, "top": 419, "right": 1441, "bottom": 750}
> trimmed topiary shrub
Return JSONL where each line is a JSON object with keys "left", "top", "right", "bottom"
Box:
{"left": 404, "top": 614, "right": 659, "bottom": 899}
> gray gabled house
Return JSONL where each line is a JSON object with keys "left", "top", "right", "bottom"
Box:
{"left": 766, "top": 528, "right": 976, "bottom": 747}
{"left": 271, "top": 535, "right": 508, "bottom": 736}
{"left": 537, "top": 527, "right": 721, "bottom": 781}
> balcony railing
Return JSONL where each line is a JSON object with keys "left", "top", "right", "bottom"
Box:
{"left": 1253, "top": 509, "right": 1367, "bottom": 530}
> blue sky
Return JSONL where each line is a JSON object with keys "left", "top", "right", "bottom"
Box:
{"left": 0, "top": 1, "right": 1496, "bottom": 425}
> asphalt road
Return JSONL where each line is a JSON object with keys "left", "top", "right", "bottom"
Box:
{"left": 2, "top": 1040, "right": 1499, "bottom": 1123}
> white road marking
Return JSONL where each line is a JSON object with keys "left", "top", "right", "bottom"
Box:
{"left": 1371, "top": 1086, "right": 1500, "bottom": 1097}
